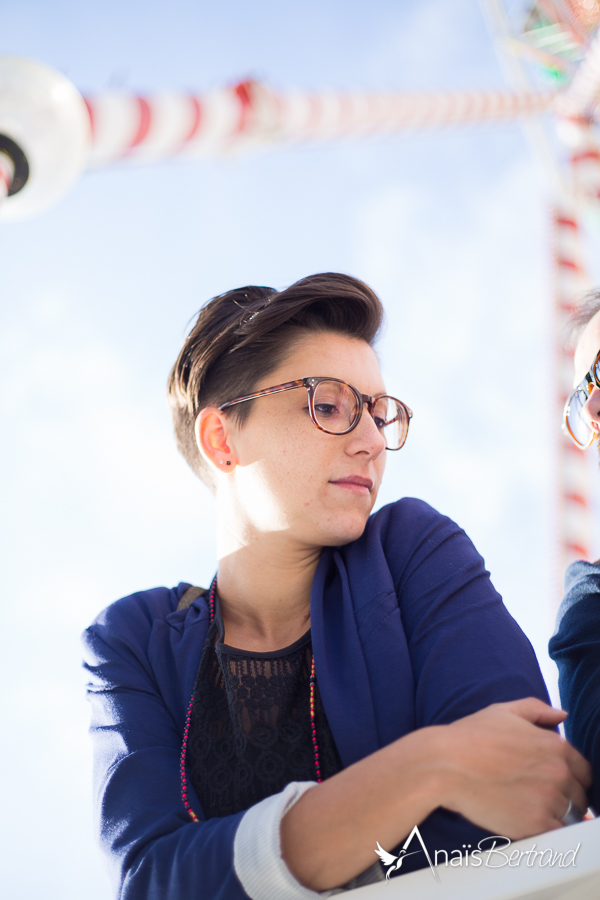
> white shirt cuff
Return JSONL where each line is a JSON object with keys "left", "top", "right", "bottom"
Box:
{"left": 233, "top": 781, "right": 336, "bottom": 900}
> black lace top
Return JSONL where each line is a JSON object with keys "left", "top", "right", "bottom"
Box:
{"left": 186, "top": 596, "right": 344, "bottom": 819}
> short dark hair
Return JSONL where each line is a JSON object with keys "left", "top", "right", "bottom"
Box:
{"left": 167, "top": 272, "right": 385, "bottom": 487}
{"left": 567, "top": 289, "right": 600, "bottom": 346}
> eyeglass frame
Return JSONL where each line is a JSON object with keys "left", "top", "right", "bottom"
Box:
{"left": 218, "top": 376, "right": 413, "bottom": 450}
{"left": 562, "top": 348, "right": 600, "bottom": 449}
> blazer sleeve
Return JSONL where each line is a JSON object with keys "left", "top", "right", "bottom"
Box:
{"left": 82, "top": 596, "right": 327, "bottom": 900}
{"left": 549, "top": 560, "right": 600, "bottom": 813}
{"left": 385, "top": 500, "right": 550, "bottom": 727}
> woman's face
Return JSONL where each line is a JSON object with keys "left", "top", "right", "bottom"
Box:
{"left": 215, "top": 332, "right": 389, "bottom": 550}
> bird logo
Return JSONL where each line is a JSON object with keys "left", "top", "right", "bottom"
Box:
{"left": 375, "top": 843, "right": 421, "bottom": 879}
{"left": 374, "top": 825, "right": 440, "bottom": 882}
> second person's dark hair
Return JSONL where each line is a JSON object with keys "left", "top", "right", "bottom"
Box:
{"left": 567, "top": 289, "right": 600, "bottom": 345}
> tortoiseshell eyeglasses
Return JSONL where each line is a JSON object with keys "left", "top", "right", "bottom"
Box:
{"left": 218, "top": 377, "right": 413, "bottom": 450}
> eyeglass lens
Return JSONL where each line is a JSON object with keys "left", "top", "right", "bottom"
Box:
{"left": 566, "top": 387, "right": 593, "bottom": 447}
{"left": 312, "top": 380, "right": 406, "bottom": 449}
{"left": 565, "top": 354, "right": 600, "bottom": 447}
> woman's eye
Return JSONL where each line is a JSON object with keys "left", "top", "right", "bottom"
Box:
{"left": 314, "top": 403, "right": 339, "bottom": 417}
{"left": 373, "top": 416, "right": 386, "bottom": 430}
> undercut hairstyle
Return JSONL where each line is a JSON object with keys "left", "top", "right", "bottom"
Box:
{"left": 167, "top": 272, "right": 384, "bottom": 488}
{"left": 567, "top": 289, "right": 600, "bottom": 346}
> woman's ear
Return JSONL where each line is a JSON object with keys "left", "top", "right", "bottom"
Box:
{"left": 195, "top": 408, "right": 237, "bottom": 471}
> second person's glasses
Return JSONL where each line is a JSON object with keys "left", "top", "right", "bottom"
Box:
{"left": 562, "top": 349, "right": 600, "bottom": 449}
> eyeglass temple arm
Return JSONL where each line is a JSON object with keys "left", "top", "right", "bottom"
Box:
{"left": 218, "top": 379, "right": 305, "bottom": 411}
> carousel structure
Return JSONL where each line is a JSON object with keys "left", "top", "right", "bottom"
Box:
{"left": 1, "top": 0, "right": 599, "bottom": 588}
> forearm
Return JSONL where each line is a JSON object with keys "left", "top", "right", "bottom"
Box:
{"left": 280, "top": 726, "right": 445, "bottom": 891}
{"left": 280, "top": 698, "right": 592, "bottom": 892}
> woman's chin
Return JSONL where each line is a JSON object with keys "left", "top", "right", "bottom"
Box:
{"left": 316, "top": 510, "right": 372, "bottom": 547}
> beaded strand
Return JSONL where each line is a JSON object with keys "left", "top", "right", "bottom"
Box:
{"left": 180, "top": 694, "right": 198, "bottom": 822}
{"left": 179, "top": 575, "right": 322, "bottom": 822}
{"left": 309, "top": 656, "right": 321, "bottom": 782}
{"left": 179, "top": 576, "right": 217, "bottom": 822}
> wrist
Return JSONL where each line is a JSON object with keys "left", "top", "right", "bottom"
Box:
{"left": 422, "top": 723, "right": 466, "bottom": 813}
{"left": 385, "top": 725, "right": 456, "bottom": 821}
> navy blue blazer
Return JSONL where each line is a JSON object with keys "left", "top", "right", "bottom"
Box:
{"left": 83, "top": 498, "right": 549, "bottom": 898}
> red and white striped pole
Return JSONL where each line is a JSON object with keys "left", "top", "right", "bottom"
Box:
{"left": 553, "top": 203, "right": 590, "bottom": 576}
{"left": 556, "top": 22, "right": 600, "bottom": 120}
{"left": 82, "top": 83, "right": 557, "bottom": 168}
{"left": 551, "top": 116, "right": 600, "bottom": 580}
{"left": 0, "top": 56, "right": 557, "bottom": 218}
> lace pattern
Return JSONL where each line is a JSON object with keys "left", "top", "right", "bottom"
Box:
{"left": 186, "top": 607, "right": 343, "bottom": 819}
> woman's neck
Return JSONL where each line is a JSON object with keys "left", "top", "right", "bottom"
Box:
{"left": 215, "top": 521, "right": 322, "bottom": 653}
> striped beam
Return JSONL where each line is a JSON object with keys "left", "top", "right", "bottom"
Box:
{"left": 556, "top": 25, "right": 600, "bottom": 117}
{"left": 553, "top": 204, "right": 590, "bottom": 576}
{"left": 83, "top": 83, "right": 558, "bottom": 168}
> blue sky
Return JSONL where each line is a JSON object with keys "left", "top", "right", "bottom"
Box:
{"left": 2, "top": 2, "right": 599, "bottom": 897}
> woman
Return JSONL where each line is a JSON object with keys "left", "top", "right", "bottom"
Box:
{"left": 83, "top": 273, "right": 590, "bottom": 899}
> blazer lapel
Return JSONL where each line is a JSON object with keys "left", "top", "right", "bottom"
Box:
{"left": 311, "top": 529, "right": 416, "bottom": 768}
{"left": 310, "top": 549, "right": 380, "bottom": 767}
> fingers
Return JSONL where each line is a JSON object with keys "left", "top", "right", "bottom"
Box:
{"left": 488, "top": 699, "right": 591, "bottom": 789}
{"left": 500, "top": 702, "right": 592, "bottom": 801}
{"left": 550, "top": 782, "right": 587, "bottom": 827}
{"left": 562, "top": 741, "right": 593, "bottom": 789}
{"left": 567, "top": 782, "right": 589, "bottom": 817}
{"left": 545, "top": 817, "right": 567, "bottom": 834}
{"left": 440, "top": 700, "right": 592, "bottom": 839}
{"left": 502, "top": 697, "right": 567, "bottom": 728}
{"left": 516, "top": 757, "right": 588, "bottom": 835}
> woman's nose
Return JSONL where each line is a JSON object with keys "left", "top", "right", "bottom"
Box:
{"left": 350, "top": 407, "right": 386, "bottom": 455}
{"left": 583, "top": 386, "right": 600, "bottom": 432}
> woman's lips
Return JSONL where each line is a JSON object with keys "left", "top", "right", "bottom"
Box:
{"left": 329, "top": 476, "right": 374, "bottom": 493}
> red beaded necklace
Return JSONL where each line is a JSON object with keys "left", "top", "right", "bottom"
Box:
{"left": 180, "top": 576, "right": 322, "bottom": 822}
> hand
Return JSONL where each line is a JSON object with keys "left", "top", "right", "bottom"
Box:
{"left": 438, "top": 698, "right": 592, "bottom": 840}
